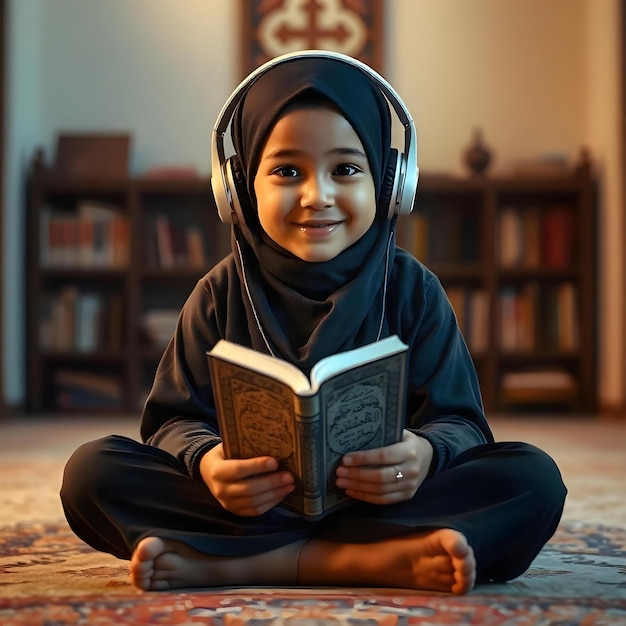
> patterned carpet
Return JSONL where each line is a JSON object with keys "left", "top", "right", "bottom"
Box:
{"left": 0, "top": 414, "right": 625, "bottom": 624}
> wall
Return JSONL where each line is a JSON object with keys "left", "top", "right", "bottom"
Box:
{"left": 3, "top": 0, "right": 623, "bottom": 410}
{"left": 389, "top": 0, "right": 587, "bottom": 174}
{"left": 4, "top": 0, "right": 42, "bottom": 407}
{"left": 583, "top": 0, "right": 624, "bottom": 412}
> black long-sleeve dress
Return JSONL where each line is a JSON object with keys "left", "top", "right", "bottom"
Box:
{"left": 61, "top": 248, "right": 566, "bottom": 584}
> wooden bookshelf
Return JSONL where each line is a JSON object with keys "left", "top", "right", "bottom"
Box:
{"left": 26, "top": 152, "right": 230, "bottom": 413}
{"left": 26, "top": 150, "right": 596, "bottom": 414}
{"left": 397, "top": 165, "right": 596, "bottom": 412}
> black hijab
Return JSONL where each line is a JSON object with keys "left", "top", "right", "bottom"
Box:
{"left": 229, "top": 56, "right": 397, "bottom": 372}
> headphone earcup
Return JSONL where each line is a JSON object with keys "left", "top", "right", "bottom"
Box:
{"left": 223, "top": 156, "right": 254, "bottom": 224}
{"left": 379, "top": 149, "right": 401, "bottom": 219}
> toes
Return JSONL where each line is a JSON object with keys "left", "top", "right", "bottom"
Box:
{"left": 149, "top": 579, "right": 171, "bottom": 591}
{"left": 451, "top": 544, "right": 476, "bottom": 594}
{"left": 135, "top": 536, "right": 166, "bottom": 561}
{"left": 442, "top": 529, "right": 470, "bottom": 559}
{"left": 436, "top": 530, "right": 475, "bottom": 595}
{"left": 130, "top": 536, "right": 168, "bottom": 591}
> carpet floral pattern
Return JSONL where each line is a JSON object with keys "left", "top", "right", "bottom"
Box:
{"left": 0, "top": 520, "right": 625, "bottom": 624}
{"left": 0, "top": 415, "right": 624, "bottom": 624}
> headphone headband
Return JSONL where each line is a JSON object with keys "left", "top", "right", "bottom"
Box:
{"left": 211, "top": 50, "right": 418, "bottom": 222}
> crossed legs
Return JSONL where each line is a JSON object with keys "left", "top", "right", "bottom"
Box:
{"left": 130, "top": 528, "right": 476, "bottom": 594}
{"left": 62, "top": 437, "right": 565, "bottom": 596}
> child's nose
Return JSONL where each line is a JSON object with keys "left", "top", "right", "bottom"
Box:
{"left": 301, "top": 174, "right": 334, "bottom": 209}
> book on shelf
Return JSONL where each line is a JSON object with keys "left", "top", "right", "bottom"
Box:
{"left": 53, "top": 368, "right": 124, "bottom": 410}
{"left": 499, "top": 282, "right": 578, "bottom": 353}
{"left": 497, "top": 204, "right": 576, "bottom": 270}
{"left": 499, "top": 286, "right": 518, "bottom": 351}
{"left": 77, "top": 201, "right": 130, "bottom": 268}
{"left": 427, "top": 210, "right": 457, "bottom": 263}
{"left": 444, "top": 287, "right": 489, "bottom": 354}
{"left": 542, "top": 205, "right": 575, "bottom": 269}
{"left": 41, "top": 208, "right": 77, "bottom": 267}
{"left": 557, "top": 282, "right": 578, "bottom": 351}
{"left": 516, "top": 282, "right": 540, "bottom": 352}
{"left": 500, "top": 369, "right": 577, "bottom": 405}
{"left": 446, "top": 287, "right": 466, "bottom": 334}
{"left": 522, "top": 206, "right": 542, "bottom": 268}
{"left": 207, "top": 335, "right": 408, "bottom": 520}
{"left": 155, "top": 214, "right": 175, "bottom": 268}
{"left": 40, "top": 201, "right": 129, "bottom": 269}
{"left": 396, "top": 212, "right": 427, "bottom": 261}
{"left": 467, "top": 289, "right": 489, "bottom": 353}
{"left": 73, "top": 292, "right": 102, "bottom": 352}
{"left": 151, "top": 214, "right": 208, "bottom": 270}
{"left": 40, "top": 289, "right": 124, "bottom": 353}
{"left": 499, "top": 206, "right": 524, "bottom": 267}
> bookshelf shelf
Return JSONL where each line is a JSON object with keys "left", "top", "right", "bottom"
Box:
{"left": 398, "top": 168, "right": 596, "bottom": 413}
{"left": 26, "top": 152, "right": 596, "bottom": 415}
{"left": 26, "top": 152, "right": 230, "bottom": 414}
{"left": 428, "top": 264, "right": 486, "bottom": 281}
{"left": 498, "top": 268, "right": 579, "bottom": 280}
{"left": 140, "top": 268, "right": 206, "bottom": 281}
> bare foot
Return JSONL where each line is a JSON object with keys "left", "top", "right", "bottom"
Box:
{"left": 131, "top": 530, "right": 475, "bottom": 594}
{"left": 401, "top": 529, "right": 476, "bottom": 594}
{"left": 299, "top": 528, "right": 476, "bottom": 595}
{"left": 130, "top": 536, "right": 304, "bottom": 591}
{"left": 130, "top": 536, "right": 214, "bottom": 591}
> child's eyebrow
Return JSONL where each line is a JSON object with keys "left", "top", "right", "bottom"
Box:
{"left": 263, "top": 148, "right": 367, "bottom": 160}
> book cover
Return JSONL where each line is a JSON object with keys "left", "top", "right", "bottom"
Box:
{"left": 499, "top": 206, "right": 524, "bottom": 267}
{"left": 467, "top": 289, "right": 489, "bottom": 353}
{"left": 557, "top": 282, "right": 579, "bottom": 352}
{"left": 522, "top": 206, "right": 542, "bottom": 268}
{"left": 207, "top": 335, "right": 408, "bottom": 520}
{"left": 541, "top": 205, "right": 575, "bottom": 268}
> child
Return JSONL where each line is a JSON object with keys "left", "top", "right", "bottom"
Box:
{"left": 61, "top": 51, "right": 566, "bottom": 595}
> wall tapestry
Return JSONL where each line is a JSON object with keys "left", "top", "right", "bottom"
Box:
{"left": 240, "top": 0, "right": 384, "bottom": 75}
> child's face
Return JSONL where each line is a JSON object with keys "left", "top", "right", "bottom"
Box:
{"left": 253, "top": 106, "right": 377, "bottom": 262}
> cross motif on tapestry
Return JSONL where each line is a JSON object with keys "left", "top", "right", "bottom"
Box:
{"left": 240, "top": 0, "right": 383, "bottom": 75}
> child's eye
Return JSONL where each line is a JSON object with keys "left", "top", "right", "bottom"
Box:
{"left": 271, "top": 166, "right": 299, "bottom": 178}
{"left": 333, "top": 164, "right": 362, "bottom": 176}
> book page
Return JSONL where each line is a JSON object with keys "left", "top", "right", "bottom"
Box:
{"left": 309, "top": 335, "right": 407, "bottom": 391}
{"left": 209, "top": 340, "right": 312, "bottom": 392}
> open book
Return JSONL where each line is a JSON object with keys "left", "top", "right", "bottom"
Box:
{"left": 207, "top": 335, "right": 408, "bottom": 520}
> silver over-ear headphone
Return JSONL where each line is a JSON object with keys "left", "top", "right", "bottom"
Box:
{"left": 211, "top": 50, "right": 419, "bottom": 223}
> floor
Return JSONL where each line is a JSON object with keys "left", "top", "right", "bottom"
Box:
{"left": 0, "top": 412, "right": 625, "bottom": 527}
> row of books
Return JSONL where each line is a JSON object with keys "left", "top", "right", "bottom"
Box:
{"left": 398, "top": 203, "right": 576, "bottom": 270}
{"left": 445, "top": 288, "right": 489, "bottom": 353}
{"left": 397, "top": 211, "right": 480, "bottom": 264}
{"left": 41, "top": 202, "right": 130, "bottom": 268}
{"left": 499, "top": 282, "right": 578, "bottom": 353}
{"left": 52, "top": 368, "right": 124, "bottom": 410}
{"left": 40, "top": 287, "right": 124, "bottom": 352}
{"left": 500, "top": 369, "right": 578, "bottom": 405}
{"left": 498, "top": 204, "right": 575, "bottom": 269}
{"left": 144, "top": 214, "right": 209, "bottom": 270}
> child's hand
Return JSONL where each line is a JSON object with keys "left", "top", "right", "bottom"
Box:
{"left": 335, "top": 430, "right": 433, "bottom": 505}
{"left": 198, "top": 444, "right": 295, "bottom": 516}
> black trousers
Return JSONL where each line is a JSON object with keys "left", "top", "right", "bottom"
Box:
{"left": 60, "top": 436, "right": 566, "bottom": 584}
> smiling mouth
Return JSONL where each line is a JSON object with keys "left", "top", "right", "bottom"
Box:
{"left": 297, "top": 222, "right": 341, "bottom": 231}
{"left": 298, "top": 223, "right": 341, "bottom": 236}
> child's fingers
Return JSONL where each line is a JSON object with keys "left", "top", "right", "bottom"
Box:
{"left": 221, "top": 456, "right": 279, "bottom": 481}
